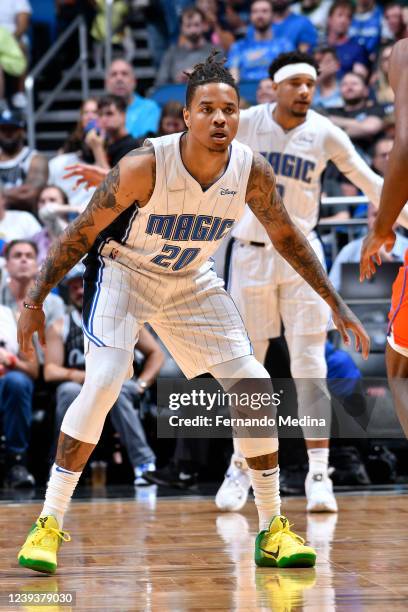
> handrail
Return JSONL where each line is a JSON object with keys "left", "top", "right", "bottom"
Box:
{"left": 321, "top": 196, "right": 369, "bottom": 206}
{"left": 105, "top": 0, "right": 114, "bottom": 71}
{"left": 25, "top": 15, "right": 89, "bottom": 150}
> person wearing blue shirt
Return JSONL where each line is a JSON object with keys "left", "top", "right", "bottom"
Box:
{"left": 227, "top": 0, "right": 294, "bottom": 81}
{"left": 313, "top": 47, "right": 343, "bottom": 109}
{"left": 105, "top": 59, "right": 161, "bottom": 139}
{"left": 349, "top": 0, "right": 383, "bottom": 59}
{"left": 325, "top": 0, "right": 369, "bottom": 77}
{"left": 271, "top": 0, "right": 318, "bottom": 52}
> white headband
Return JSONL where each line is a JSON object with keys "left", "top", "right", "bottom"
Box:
{"left": 273, "top": 63, "right": 317, "bottom": 84}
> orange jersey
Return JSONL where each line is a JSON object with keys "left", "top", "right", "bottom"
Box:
{"left": 388, "top": 250, "right": 408, "bottom": 347}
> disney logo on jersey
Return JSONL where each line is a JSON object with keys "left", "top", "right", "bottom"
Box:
{"left": 220, "top": 187, "right": 237, "bottom": 196}
{"left": 292, "top": 132, "right": 315, "bottom": 146}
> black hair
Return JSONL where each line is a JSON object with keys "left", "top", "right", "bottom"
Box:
{"left": 38, "top": 184, "right": 69, "bottom": 205}
{"left": 97, "top": 94, "right": 127, "bottom": 114}
{"left": 315, "top": 45, "right": 339, "bottom": 61}
{"left": 185, "top": 50, "right": 240, "bottom": 108}
{"left": 4, "top": 240, "right": 38, "bottom": 260}
{"left": 328, "top": 0, "right": 354, "bottom": 18}
{"left": 269, "top": 51, "right": 320, "bottom": 80}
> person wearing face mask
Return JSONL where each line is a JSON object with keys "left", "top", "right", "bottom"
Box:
{"left": 31, "top": 186, "right": 81, "bottom": 265}
{"left": 0, "top": 109, "right": 48, "bottom": 215}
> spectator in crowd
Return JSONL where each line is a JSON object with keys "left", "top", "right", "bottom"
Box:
{"left": 105, "top": 59, "right": 161, "bottom": 139}
{"left": 256, "top": 77, "right": 276, "bottom": 104}
{"left": 97, "top": 94, "right": 140, "bottom": 167}
{"left": 0, "top": 0, "right": 32, "bottom": 109}
{"left": 49, "top": 98, "right": 98, "bottom": 212}
{"left": 325, "top": 0, "right": 369, "bottom": 77}
{"left": 227, "top": 0, "right": 294, "bottom": 82}
{"left": 371, "top": 136, "right": 394, "bottom": 176}
{"left": 155, "top": 7, "right": 218, "bottom": 86}
{"left": 271, "top": 0, "right": 318, "bottom": 52}
{"left": 0, "top": 26, "right": 27, "bottom": 111}
{"left": 329, "top": 202, "right": 408, "bottom": 291}
{"left": 327, "top": 72, "right": 385, "bottom": 156}
{"left": 31, "top": 185, "right": 79, "bottom": 265}
{"left": 370, "top": 44, "right": 394, "bottom": 108}
{"left": 0, "top": 110, "right": 48, "bottom": 214}
{"left": 44, "top": 264, "right": 164, "bottom": 486}
{"left": 158, "top": 101, "right": 186, "bottom": 136}
{"left": 61, "top": 98, "right": 99, "bottom": 163}
{"left": 0, "top": 183, "right": 40, "bottom": 250}
{"left": 0, "top": 239, "right": 64, "bottom": 487}
{"left": 349, "top": 0, "right": 383, "bottom": 60}
{"left": 313, "top": 46, "right": 343, "bottom": 108}
{"left": 0, "top": 239, "right": 64, "bottom": 328}
{"left": 292, "top": 0, "right": 333, "bottom": 42}
{"left": 196, "top": 0, "right": 235, "bottom": 51}
{"left": 0, "top": 301, "right": 38, "bottom": 488}
{"left": 383, "top": 2, "right": 408, "bottom": 43}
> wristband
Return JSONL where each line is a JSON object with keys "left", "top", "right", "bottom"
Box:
{"left": 23, "top": 302, "right": 43, "bottom": 310}
{"left": 135, "top": 378, "right": 148, "bottom": 393}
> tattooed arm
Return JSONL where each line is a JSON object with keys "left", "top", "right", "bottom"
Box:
{"left": 18, "top": 145, "right": 156, "bottom": 355}
{"left": 245, "top": 153, "right": 370, "bottom": 358}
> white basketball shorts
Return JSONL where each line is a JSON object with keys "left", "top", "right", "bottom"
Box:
{"left": 82, "top": 255, "right": 252, "bottom": 379}
{"left": 228, "top": 234, "right": 331, "bottom": 341}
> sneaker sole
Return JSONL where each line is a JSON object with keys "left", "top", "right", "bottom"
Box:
{"left": 307, "top": 502, "right": 338, "bottom": 513}
{"left": 256, "top": 552, "right": 316, "bottom": 568}
{"left": 18, "top": 555, "right": 56, "bottom": 574}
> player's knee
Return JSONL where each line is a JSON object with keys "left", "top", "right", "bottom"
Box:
{"left": 209, "top": 354, "right": 270, "bottom": 381}
{"left": 236, "top": 436, "right": 279, "bottom": 459}
{"left": 288, "top": 333, "right": 327, "bottom": 379}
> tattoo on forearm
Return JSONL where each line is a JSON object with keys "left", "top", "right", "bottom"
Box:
{"left": 246, "top": 153, "right": 338, "bottom": 305}
{"left": 28, "top": 164, "right": 123, "bottom": 303}
{"left": 56, "top": 432, "right": 95, "bottom": 472}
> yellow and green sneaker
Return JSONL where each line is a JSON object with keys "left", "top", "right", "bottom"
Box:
{"left": 255, "top": 515, "right": 316, "bottom": 568}
{"left": 18, "top": 515, "right": 71, "bottom": 574}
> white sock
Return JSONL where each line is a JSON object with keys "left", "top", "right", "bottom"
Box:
{"left": 307, "top": 447, "right": 329, "bottom": 475}
{"left": 248, "top": 466, "right": 280, "bottom": 531}
{"left": 40, "top": 464, "right": 82, "bottom": 529}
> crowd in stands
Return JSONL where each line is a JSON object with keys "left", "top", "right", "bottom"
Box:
{"left": 0, "top": 0, "right": 407, "bottom": 492}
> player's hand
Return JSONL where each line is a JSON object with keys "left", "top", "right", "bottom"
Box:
{"left": 360, "top": 228, "right": 396, "bottom": 281}
{"left": 331, "top": 302, "right": 370, "bottom": 360}
{"left": 17, "top": 308, "right": 46, "bottom": 358}
{"left": 63, "top": 163, "right": 108, "bottom": 189}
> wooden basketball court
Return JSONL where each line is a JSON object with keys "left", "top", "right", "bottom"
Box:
{"left": 1, "top": 491, "right": 407, "bottom": 610}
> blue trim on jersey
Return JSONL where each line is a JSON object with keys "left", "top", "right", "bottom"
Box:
{"left": 82, "top": 250, "right": 107, "bottom": 347}
{"left": 123, "top": 207, "right": 139, "bottom": 243}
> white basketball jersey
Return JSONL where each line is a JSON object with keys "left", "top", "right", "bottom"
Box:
{"left": 93, "top": 132, "right": 253, "bottom": 275}
{"left": 232, "top": 103, "right": 377, "bottom": 243}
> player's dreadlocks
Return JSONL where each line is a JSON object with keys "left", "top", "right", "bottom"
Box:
{"left": 185, "top": 50, "right": 240, "bottom": 108}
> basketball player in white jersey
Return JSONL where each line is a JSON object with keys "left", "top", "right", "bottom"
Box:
{"left": 216, "top": 51, "right": 384, "bottom": 515}
{"left": 16, "top": 54, "right": 369, "bottom": 574}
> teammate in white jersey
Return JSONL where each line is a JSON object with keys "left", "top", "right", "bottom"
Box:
{"left": 16, "top": 54, "right": 369, "bottom": 574}
{"left": 216, "top": 51, "right": 383, "bottom": 514}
